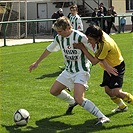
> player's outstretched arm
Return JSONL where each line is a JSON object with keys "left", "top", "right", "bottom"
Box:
{"left": 29, "top": 49, "right": 51, "bottom": 72}
{"left": 101, "top": 60, "right": 118, "bottom": 76}
{"left": 73, "top": 43, "right": 118, "bottom": 76}
{"left": 73, "top": 42, "right": 99, "bottom": 65}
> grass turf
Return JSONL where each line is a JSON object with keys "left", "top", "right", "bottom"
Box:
{"left": 0, "top": 33, "right": 133, "bottom": 133}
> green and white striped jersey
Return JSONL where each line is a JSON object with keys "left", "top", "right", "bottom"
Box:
{"left": 47, "top": 29, "right": 92, "bottom": 73}
{"left": 69, "top": 14, "right": 83, "bottom": 31}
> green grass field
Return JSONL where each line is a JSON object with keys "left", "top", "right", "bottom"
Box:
{"left": 0, "top": 33, "right": 133, "bottom": 133}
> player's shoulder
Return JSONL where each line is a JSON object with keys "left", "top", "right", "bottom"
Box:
{"left": 72, "top": 29, "right": 85, "bottom": 35}
{"left": 76, "top": 14, "right": 81, "bottom": 18}
{"left": 72, "top": 29, "right": 88, "bottom": 43}
{"left": 103, "top": 31, "right": 116, "bottom": 44}
{"left": 54, "top": 34, "right": 61, "bottom": 43}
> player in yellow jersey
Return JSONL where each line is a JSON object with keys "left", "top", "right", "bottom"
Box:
{"left": 74, "top": 25, "right": 133, "bottom": 113}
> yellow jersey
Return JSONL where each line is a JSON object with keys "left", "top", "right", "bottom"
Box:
{"left": 95, "top": 32, "right": 124, "bottom": 68}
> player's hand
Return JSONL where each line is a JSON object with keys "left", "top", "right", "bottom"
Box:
{"left": 105, "top": 65, "right": 118, "bottom": 76}
{"left": 29, "top": 62, "right": 38, "bottom": 73}
{"left": 73, "top": 42, "right": 84, "bottom": 50}
{"left": 100, "top": 60, "right": 118, "bottom": 76}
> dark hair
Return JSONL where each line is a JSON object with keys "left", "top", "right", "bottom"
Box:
{"left": 100, "top": 3, "right": 104, "bottom": 5}
{"left": 85, "top": 25, "right": 103, "bottom": 42}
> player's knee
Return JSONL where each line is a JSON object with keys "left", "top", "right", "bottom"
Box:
{"left": 105, "top": 87, "right": 112, "bottom": 96}
{"left": 50, "top": 89, "right": 57, "bottom": 96}
{"left": 112, "top": 89, "right": 121, "bottom": 97}
{"left": 50, "top": 89, "right": 54, "bottom": 95}
{"left": 50, "top": 88, "right": 63, "bottom": 96}
{"left": 74, "top": 97, "right": 83, "bottom": 105}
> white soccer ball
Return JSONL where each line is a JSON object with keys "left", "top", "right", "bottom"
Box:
{"left": 13, "top": 109, "right": 30, "bottom": 126}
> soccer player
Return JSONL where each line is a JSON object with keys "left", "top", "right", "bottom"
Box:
{"left": 69, "top": 4, "right": 83, "bottom": 32}
{"left": 59, "top": 4, "right": 83, "bottom": 70}
{"left": 29, "top": 16, "right": 110, "bottom": 125}
{"left": 73, "top": 25, "right": 133, "bottom": 113}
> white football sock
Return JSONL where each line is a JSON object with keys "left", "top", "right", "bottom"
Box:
{"left": 56, "top": 90, "right": 75, "bottom": 105}
{"left": 81, "top": 99, "right": 106, "bottom": 118}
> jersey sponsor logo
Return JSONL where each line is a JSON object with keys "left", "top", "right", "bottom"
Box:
{"left": 67, "top": 46, "right": 71, "bottom": 49}
{"left": 63, "top": 49, "right": 79, "bottom": 61}
{"left": 63, "top": 49, "right": 77, "bottom": 54}
{"left": 65, "top": 55, "right": 78, "bottom": 61}
{"left": 78, "top": 26, "right": 81, "bottom": 29}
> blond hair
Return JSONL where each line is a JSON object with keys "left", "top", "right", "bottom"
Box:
{"left": 52, "top": 16, "right": 72, "bottom": 31}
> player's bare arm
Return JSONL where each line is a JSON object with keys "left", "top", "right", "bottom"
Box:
{"left": 100, "top": 60, "right": 118, "bottom": 76}
{"left": 73, "top": 42, "right": 99, "bottom": 65}
{"left": 73, "top": 42, "right": 118, "bottom": 76}
{"left": 29, "top": 49, "right": 51, "bottom": 72}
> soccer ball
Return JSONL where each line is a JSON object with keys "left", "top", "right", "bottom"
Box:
{"left": 13, "top": 109, "right": 30, "bottom": 126}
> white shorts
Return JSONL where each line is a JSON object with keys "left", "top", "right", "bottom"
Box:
{"left": 56, "top": 70, "right": 90, "bottom": 91}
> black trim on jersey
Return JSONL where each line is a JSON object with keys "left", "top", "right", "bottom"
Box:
{"left": 61, "top": 37, "right": 64, "bottom": 49}
{"left": 73, "top": 32, "right": 77, "bottom": 41}
{"left": 66, "top": 60, "right": 69, "bottom": 71}
{"left": 75, "top": 61, "right": 79, "bottom": 72}
{"left": 95, "top": 41, "right": 104, "bottom": 58}
{"left": 56, "top": 36, "right": 61, "bottom": 49}
{"left": 75, "top": 18, "right": 78, "bottom": 30}
{"left": 78, "top": 35, "right": 88, "bottom": 71}
{"left": 56, "top": 36, "right": 60, "bottom": 45}
{"left": 66, "top": 38, "right": 70, "bottom": 46}
{"left": 78, "top": 35, "right": 82, "bottom": 42}
{"left": 70, "top": 61, "right": 73, "bottom": 73}
{"left": 81, "top": 52, "right": 88, "bottom": 71}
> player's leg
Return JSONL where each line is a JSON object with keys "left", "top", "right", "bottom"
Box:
{"left": 105, "top": 86, "right": 128, "bottom": 113}
{"left": 74, "top": 83, "right": 110, "bottom": 125}
{"left": 101, "top": 63, "right": 128, "bottom": 113}
{"left": 111, "top": 88, "right": 133, "bottom": 105}
{"left": 50, "top": 70, "right": 76, "bottom": 113}
{"left": 110, "top": 60, "right": 133, "bottom": 112}
{"left": 50, "top": 80, "right": 75, "bottom": 105}
{"left": 66, "top": 71, "right": 90, "bottom": 115}
{"left": 123, "top": 92, "right": 133, "bottom": 105}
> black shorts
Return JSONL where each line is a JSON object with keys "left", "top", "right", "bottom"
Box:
{"left": 100, "top": 61, "right": 125, "bottom": 89}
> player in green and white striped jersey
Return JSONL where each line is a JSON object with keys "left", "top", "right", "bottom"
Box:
{"left": 29, "top": 16, "right": 110, "bottom": 125}
{"left": 69, "top": 4, "right": 83, "bottom": 32}
{"left": 59, "top": 5, "right": 84, "bottom": 70}
{"left": 50, "top": 28, "right": 91, "bottom": 73}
